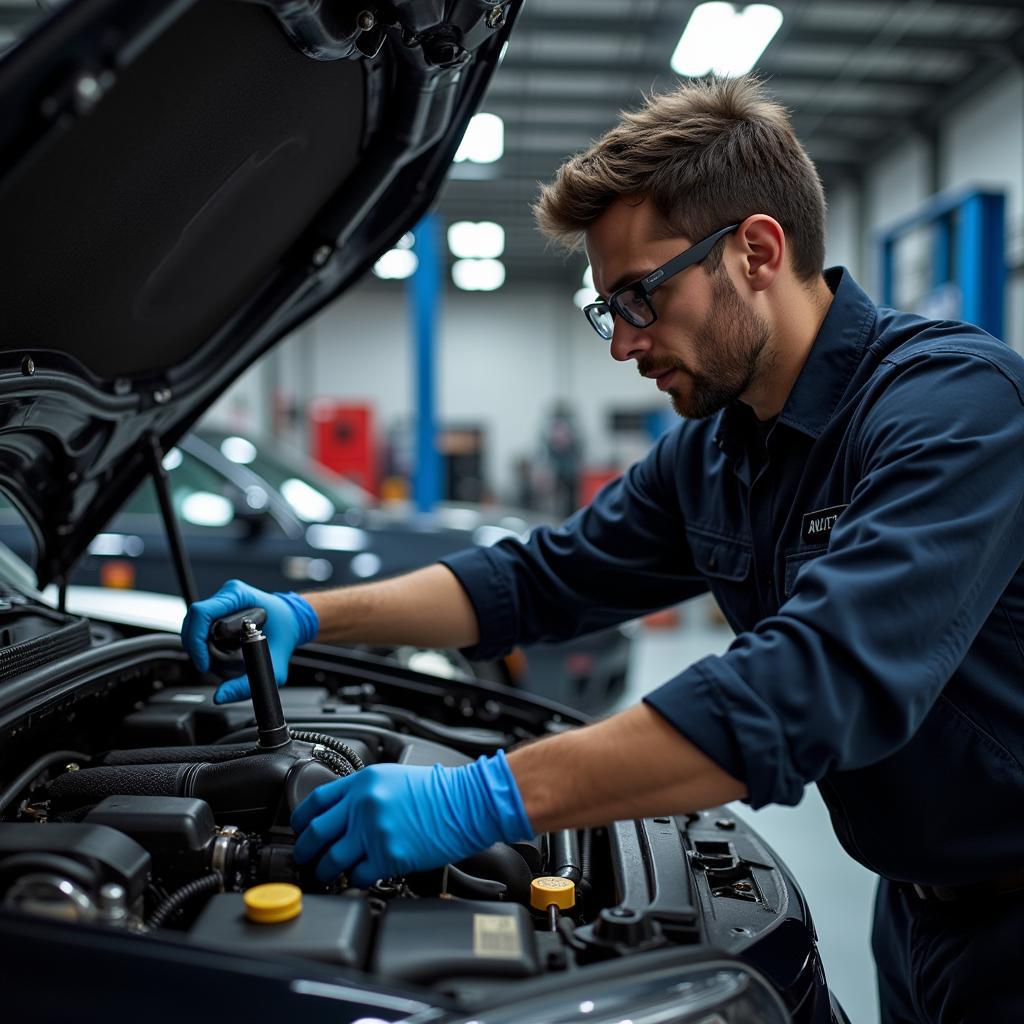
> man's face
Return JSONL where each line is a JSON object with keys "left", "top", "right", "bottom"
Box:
{"left": 585, "top": 199, "right": 772, "bottom": 420}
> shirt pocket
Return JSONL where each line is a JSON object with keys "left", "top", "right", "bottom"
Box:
{"left": 687, "top": 528, "right": 755, "bottom": 631}
{"left": 688, "top": 528, "right": 752, "bottom": 582}
{"left": 783, "top": 544, "right": 828, "bottom": 598}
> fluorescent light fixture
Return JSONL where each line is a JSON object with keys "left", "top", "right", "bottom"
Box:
{"left": 447, "top": 221, "right": 505, "bottom": 259}
{"left": 373, "top": 248, "right": 419, "bottom": 280}
{"left": 161, "top": 448, "right": 183, "bottom": 472}
{"left": 454, "top": 113, "right": 504, "bottom": 163}
{"left": 670, "top": 3, "right": 783, "bottom": 78}
{"left": 220, "top": 435, "right": 257, "bottom": 464}
{"left": 451, "top": 258, "right": 505, "bottom": 291}
{"left": 572, "top": 287, "right": 593, "bottom": 311}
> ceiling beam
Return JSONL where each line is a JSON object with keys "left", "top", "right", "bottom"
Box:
{"left": 514, "top": 14, "right": 1022, "bottom": 55}
{"left": 497, "top": 58, "right": 960, "bottom": 94}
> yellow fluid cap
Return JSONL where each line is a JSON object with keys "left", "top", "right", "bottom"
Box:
{"left": 244, "top": 883, "right": 303, "bottom": 924}
{"left": 530, "top": 876, "right": 576, "bottom": 912}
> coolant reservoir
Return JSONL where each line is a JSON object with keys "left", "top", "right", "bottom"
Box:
{"left": 189, "top": 890, "right": 371, "bottom": 967}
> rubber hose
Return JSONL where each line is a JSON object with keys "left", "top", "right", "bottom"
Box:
{"left": 550, "top": 829, "right": 582, "bottom": 884}
{"left": 100, "top": 744, "right": 256, "bottom": 766}
{"left": 147, "top": 872, "right": 222, "bottom": 930}
{"left": 312, "top": 747, "right": 356, "bottom": 777}
{"left": 0, "top": 749, "right": 90, "bottom": 816}
{"left": 290, "top": 731, "right": 365, "bottom": 770}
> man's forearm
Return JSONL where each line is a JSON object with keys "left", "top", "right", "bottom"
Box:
{"left": 302, "top": 564, "right": 480, "bottom": 649}
{"left": 508, "top": 703, "right": 747, "bottom": 832}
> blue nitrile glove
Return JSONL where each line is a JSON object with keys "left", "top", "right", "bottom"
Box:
{"left": 290, "top": 750, "right": 534, "bottom": 886}
{"left": 180, "top": 579, "right": 319, "bottom": 705}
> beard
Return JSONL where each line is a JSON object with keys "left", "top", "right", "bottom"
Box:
{"left": 638, "top": 270, "right": 773, "bottom": 420}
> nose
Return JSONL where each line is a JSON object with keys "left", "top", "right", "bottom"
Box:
{"left": 609, "top": 319, "right": 653, "bottom": 363}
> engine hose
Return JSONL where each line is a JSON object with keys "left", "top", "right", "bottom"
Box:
{"left": 311, "top": 747, "right": 357, "bottom": 778}
{"left": 0, "top": 749, "right": 90, "bottom": 816}
{"left": 578, "top": 828, "right": 594, "bottom": 899}
{"left": 550, "top": 829, "right": 582, "bottom": 884}
{"left": 290, "top": 731, "right": 365, "bottom": 771}
{"left": 147, "top": 872, "right": 222, "bottom": 930}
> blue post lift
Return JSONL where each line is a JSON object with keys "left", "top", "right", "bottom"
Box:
{"left": 879, "top": 188, "right": 1006, "bottom": 340}
{"left": 409, "top": 213, "right": 443, "bottom": 514}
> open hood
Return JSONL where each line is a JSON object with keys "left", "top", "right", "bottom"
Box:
{"left": 0, "top": 0, "right": 521, "bottom": 586}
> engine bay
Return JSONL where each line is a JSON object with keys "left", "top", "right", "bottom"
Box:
{"left": 0, "top": 614, "right": 807, "bottom": 1011}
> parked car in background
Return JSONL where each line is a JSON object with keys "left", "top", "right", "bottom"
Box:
{"left": 0, "top": 426, "right": 632, "bottom": 714}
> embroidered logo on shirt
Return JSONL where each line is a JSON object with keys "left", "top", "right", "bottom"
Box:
{"left": 801, "top": 504, "right": 848, "bottom": 545}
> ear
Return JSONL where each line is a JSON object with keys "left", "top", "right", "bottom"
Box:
{"left": 733, "top": 215, "right": 784, "bottom": 292}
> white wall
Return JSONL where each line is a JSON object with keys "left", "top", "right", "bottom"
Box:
{"left": 207, "top": 279, "right": 655, "bottom": 502}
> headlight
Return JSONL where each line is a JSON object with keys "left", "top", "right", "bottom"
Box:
{"left": 443, "top": 959, "right": 789, "bottom": 1024}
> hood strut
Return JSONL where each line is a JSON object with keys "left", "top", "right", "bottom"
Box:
{"left": 144, "top": 434, "right": 198, "bottom": 609}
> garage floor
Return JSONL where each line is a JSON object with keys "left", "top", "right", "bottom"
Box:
{"left": 614, "top": 596, "right": 881, "bottom": 1024}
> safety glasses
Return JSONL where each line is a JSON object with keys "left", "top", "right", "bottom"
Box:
{"left": 583, "top": 223, "right": 739, "bottom": 340}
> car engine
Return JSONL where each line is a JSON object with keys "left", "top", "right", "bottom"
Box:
{"left": 0, "top": 606, "right": 822, "bottom": 1018}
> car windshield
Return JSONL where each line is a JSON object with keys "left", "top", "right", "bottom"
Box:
{"left": 199, "top": 430, "right": 373, "bottom": 521}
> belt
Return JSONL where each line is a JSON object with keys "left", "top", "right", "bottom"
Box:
{"left": 906, "top": 868, "right": 1024, "bottom": 903}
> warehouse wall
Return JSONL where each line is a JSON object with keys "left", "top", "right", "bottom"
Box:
{"left": 210, "top": 280, "right": 656, "bottom": 503}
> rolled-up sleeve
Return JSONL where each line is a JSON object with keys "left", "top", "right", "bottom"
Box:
{"left": 441, "top": 427, "right": 708, "bottom": 661}
{"left": 645, "top": 351, "right": 1024, "bottom": 809}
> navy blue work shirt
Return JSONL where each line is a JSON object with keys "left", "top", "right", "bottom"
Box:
{"left": 441, "top": 268, "right": 1024, "bottom": 886}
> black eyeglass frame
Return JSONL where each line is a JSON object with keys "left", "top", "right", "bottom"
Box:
{"left": 583, "top": 222, "right": 740, "bottom": 340}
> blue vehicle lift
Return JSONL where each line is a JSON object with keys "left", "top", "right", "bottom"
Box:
{"left": 878, "top": 188, "right": 1006, "bottom": 339}
{"left": 409, "top": 213, "right": 443, "bottom": 514}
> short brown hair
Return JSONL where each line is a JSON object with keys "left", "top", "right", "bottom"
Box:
{"left": 534, "top": 76, "right": 826, "bottom": 281}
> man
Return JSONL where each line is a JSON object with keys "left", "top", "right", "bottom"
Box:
{"left": 182, "top": 77, "right": 1024, "bottom": 1021}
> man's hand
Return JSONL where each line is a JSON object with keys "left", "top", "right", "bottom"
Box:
{"left": 180, "top": 580, "right": 318, "bottom": 704}
{"left": 290, "top": 751, "right": 533, "bottom": 886}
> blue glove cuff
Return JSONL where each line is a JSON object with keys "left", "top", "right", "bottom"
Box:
{"left": 274, "top": 591, "right": 319, "bottom": 647}
{"left": 475, "top": 749, "right": 534, "bottom": 843}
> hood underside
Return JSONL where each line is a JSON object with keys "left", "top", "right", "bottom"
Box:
{"left": 0, "top": 0, "right": 520, "bottom": 585}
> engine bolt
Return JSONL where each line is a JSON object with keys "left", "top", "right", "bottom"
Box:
{"left": 486, "top": 5, "right": 506, "bottom": 28}
{"left": 357, "top": 10, "right": 376, "bottom": 31}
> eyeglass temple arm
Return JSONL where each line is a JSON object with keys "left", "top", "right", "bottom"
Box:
{"left": 644, "top": 223, "right": 740, "bottom": 288}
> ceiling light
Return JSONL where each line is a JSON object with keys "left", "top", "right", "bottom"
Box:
{"left": 451, "top": 259, "right": 506, "bottom": 291}
{"left": 670, "top": 3, "right": 783, "bottom": 78}
{"left": 372, "top": 248, "right": 419, "bottom": 280}
{"left": 454, "top": 113, "right": 504, "bottom": 163}
{"left": 447, "top": 221, "right": 505, "bottom": 259}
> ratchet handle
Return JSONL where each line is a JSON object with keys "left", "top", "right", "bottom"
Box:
{"left": 207, "top": 607, "right": 268, "bottom": 678}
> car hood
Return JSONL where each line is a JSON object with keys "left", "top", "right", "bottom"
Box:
{"left": 0, "top": 0, "right": 521, "bottom": 586}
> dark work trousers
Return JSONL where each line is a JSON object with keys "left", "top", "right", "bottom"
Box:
{"left": 872, "top": 877, "right": 1024, "bottom": 1022}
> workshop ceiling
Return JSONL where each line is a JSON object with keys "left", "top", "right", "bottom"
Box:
{"left": 3, "top": 0, "right": 1024, "bottom": 293}
{"left": 442, "top": 0, "right": 1024, "bottom": 289}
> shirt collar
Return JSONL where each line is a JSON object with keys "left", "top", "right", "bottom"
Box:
{"left": 713, "top": 267, "right": 877, "bottom": 459}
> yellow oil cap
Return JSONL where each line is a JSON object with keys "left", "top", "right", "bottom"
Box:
{"left": 530, "top": 876, "right": 576, "bottom": 912}
{"left": 244, "top": 883, "right": 303, "bottom": 924}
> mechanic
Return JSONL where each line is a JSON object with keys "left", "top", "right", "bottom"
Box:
{"left": 182, "top": 76, "right": 1024, "bottom": 1022}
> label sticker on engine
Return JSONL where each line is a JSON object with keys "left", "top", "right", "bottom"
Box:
{"left": 473, "top": 914, "right": 522, "bottom": 958}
